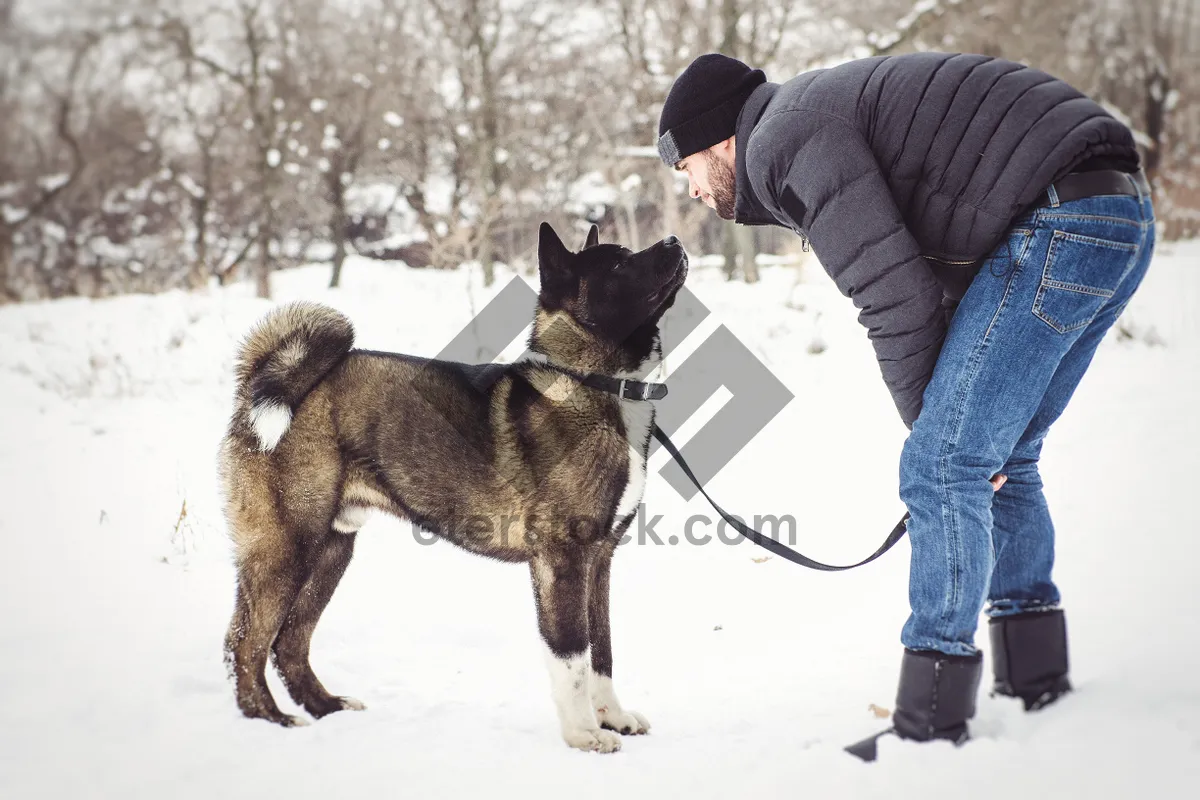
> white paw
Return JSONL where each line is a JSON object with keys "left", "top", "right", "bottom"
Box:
{"left": 563, "top": 726, "right": 622, "bottom": 753}
{"left": 597, "top": 706, "right": 650, "bottom": 735}
{"left": 283, "top": 714, "right": 310, "bottom": 727}
{"left": 338, "top": 696, "right": 366, "bottom": 711}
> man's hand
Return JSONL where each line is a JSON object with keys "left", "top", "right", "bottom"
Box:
{"left": 990, "top": 474, "right": 1007, "bottom": 492}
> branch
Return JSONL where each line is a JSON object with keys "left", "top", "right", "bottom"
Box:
{"left": 6, "top": 32, "right": 99, "bottom": 232}
{"left": 159, "top": 14, "right": 244, "bottom": 87}
{"left": 758, "top": 1, "right": 795, "bottom": 66}
{"left": 866, "top": 0, "right": 970, "bottom": 57}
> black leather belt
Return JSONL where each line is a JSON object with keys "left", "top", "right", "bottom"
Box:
{"left": 1033, "top": 168, "right": 1149, "bottom": 209}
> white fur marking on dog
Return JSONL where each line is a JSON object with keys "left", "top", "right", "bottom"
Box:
{"left": 612, "top": 352, "right": 659, "bottom": 531}
{"left": 542, "top": 643, "right": 619, "bottom": 752}
{"left": 613, "top": 400, "right": 651, "bottom": 528}
{"left": 332, "top": 504, "right": 373, "bottom": 534}
{"left": 249, "top": 400, "right": 292, "bottom": 452}
{"left": 590, "top": 671, "right": 620, "bottom": 713}
{"left": 591, "top": 670, "right": 650, "bottom": 734}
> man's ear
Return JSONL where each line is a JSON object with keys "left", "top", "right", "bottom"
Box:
{"left": 583, "top": 224, "right": 599, "bottom": 249}
{"left": 714, "top": 135, "right": 736, "bottom": 161}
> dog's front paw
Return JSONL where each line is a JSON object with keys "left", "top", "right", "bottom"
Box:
{"left": 562, "top": 726, "right": 622, "bottom": 753}
{"left": 597, "top": 706, "right": 650, "bottom": 735}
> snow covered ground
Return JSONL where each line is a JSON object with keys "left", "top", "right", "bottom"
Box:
{"left": 1, "top": 240, "right": 1197, "bottom": 799}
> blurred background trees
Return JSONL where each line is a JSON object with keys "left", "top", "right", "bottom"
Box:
{"left": 1, "top": 0, "right": 1195, "bottom": 301}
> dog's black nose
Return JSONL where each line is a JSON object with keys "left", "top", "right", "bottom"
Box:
{"left": 663, "top": 235, "right": 680, "bottom": 248}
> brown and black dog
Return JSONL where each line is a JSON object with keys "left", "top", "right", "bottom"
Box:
{"left": 219, "top": 223, "right": 687, "bottom": 752}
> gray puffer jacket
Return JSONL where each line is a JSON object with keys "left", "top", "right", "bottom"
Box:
{"left": 733, "top": 52, "right": 1139, "bottom": 426}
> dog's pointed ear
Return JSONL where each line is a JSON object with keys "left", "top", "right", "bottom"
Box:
{"left": 539, "top": 222, "right": 569, "bottom": 269}
{"left": 583, "top": 224, "right": 599, "bottom": 250}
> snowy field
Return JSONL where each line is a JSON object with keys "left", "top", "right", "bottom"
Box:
{"left": 1, "top": 239, "right": 1198, "bottom": 799}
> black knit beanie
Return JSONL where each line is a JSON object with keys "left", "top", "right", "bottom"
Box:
{"left": 657, "top": 53, "right": 766, "bottom": 167}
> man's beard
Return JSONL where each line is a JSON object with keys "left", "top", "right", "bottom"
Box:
{"left": 703, "top": 150, "right": 737, "bottom": 221}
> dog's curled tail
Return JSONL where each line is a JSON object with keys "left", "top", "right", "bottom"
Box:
{"left": 232, "top": 301, "right": 354, "bottom": 452}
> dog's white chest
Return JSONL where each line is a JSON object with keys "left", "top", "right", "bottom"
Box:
{"left": 613, "top": 400, "right": 653, "bottom": 528}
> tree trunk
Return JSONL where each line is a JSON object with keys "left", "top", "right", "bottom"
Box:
{"left": 329, "top": 186, "right": 348, "bottom": 288}
{"left": 188, "top": 196, "right": 209, "bottom": 291}
{"left": 468, "top": 0, "right": 500, "bottom": 286}
{"left": 738, "top": 224, "right": 759, "bottom": 283}
{"left": 719, "top": 0, "right": 740, "bottom": 53}
{"left": 660, "top": 168, "right": 680, "bottom": 239}
{"left": 478, "top": 220, "right": 494, "bottom": 286}
{"left": 188, "top": 146, "right": 216, "bottom": 291}
{"left": 329, "top": 239, "right": 346, "bottom": 289}
{"left": 255, "top": 151, "right": 276, "bottom": 299}
{"left": 255, "top": 219, "right": 272, "bottom": 299}
{"left": 0, "top": 230, "right": 13, "bottom": 302}
{"left": 255, "top": 246, "right": 271, "bottom": 298}
{"left": 721, "top": 223, "right": 737, "bottom": 281}
{"left": 1144, "top": 65, "right": 1169, "bottom": 186}
{"left": 624, "top": 193, "right": 640, "bottom": 253}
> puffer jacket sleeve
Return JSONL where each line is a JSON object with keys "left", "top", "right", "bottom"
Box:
{"left": 748, "top": 111, "right": 947, "bottom": 428}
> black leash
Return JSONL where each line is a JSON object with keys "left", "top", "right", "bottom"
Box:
{"left": 534, "top": 360, "right": 907, "bottom": 570}
{"left": 652, "top": 424, "right": 909, "bottom": 571}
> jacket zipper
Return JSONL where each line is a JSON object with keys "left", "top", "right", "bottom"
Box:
{"left": 922, "top": 253, "right": 976, "bottom": 266}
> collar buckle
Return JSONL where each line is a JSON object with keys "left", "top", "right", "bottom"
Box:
{"left": 619, "top": 379, "right": 651, "bottom": 401}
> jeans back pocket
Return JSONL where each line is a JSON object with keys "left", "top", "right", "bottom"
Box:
{"left": 1032, "top": 230, "right": 1137, "bottom": 334}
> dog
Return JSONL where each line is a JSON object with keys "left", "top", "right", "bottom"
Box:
{"left": 219, "top": 222, "right": 688, "bottom": 753}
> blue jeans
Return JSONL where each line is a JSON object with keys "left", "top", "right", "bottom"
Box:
{"left": 901, "top": 182, "right": 1155, "bottom": 656}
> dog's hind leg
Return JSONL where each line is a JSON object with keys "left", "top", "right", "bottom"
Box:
{"left": 530, "top": 551, "right": 621, "bottom": 753}
{"left": 224, "top": 530, "right": 308, "bottom": 727}
{"left": 271, "top": 531, "right": 365, "bottom": 718}
{"left": 587, "top": 542, "right": 650, "bottom": 736}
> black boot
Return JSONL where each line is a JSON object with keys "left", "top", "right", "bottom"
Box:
{"left": 846, "top": 649, "right": 983, "bottom": 762}
{"left": 989, "top": 608, "right": 1072, "bottom": 711}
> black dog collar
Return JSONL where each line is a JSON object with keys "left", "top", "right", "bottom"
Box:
{"left": 540, "top": 362, "right": 668, "bottom": 401}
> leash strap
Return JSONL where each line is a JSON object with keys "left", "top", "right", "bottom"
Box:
{"left": 652, "top": 424, "right": 909, "bottom": 571}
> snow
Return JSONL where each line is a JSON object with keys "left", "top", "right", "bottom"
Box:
{"left": 36, "top": 172, "right": 70, "bottom": 193}
{"left": 566, "top": 171, "right": 619, "bottom": 216}
{"left": 2, "top": 203, "right": 28, "bottom": 225}
{"left": 0, "top": 241, "right": 1198, "bottom": 798}
{"left": 177, "top": 173, "right": 206, "bottom": 200}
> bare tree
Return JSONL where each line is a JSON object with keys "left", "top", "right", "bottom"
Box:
{"left": 2, "top": 0, "right": 1194, "bottom": 304}
{"left": 164, "top": 0, "right": 299, "bottom": 297}
{"left": 0, "top": 30, "right": 97, "bottom": 299}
